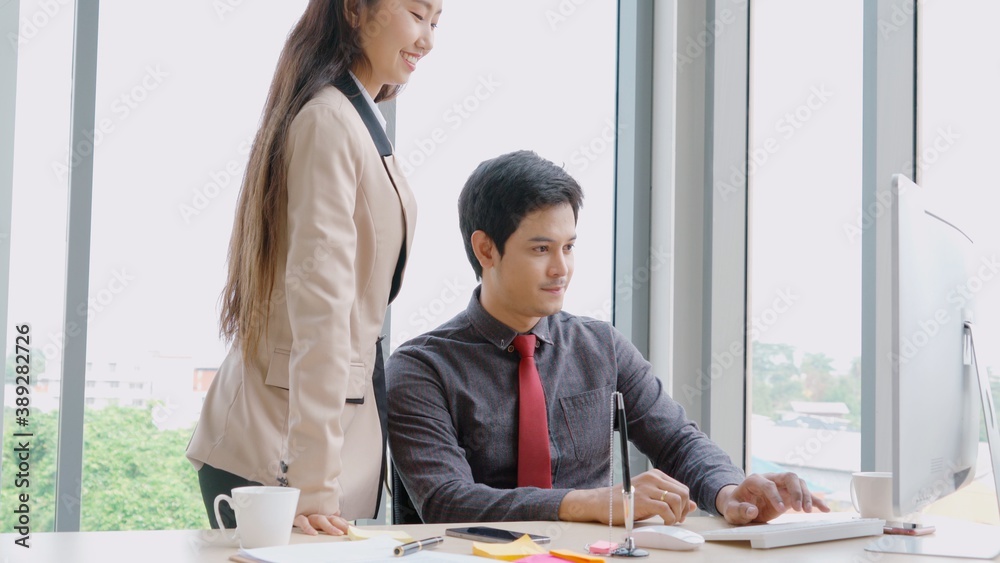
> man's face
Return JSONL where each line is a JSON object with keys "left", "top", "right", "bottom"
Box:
{"left": 479, "top": 203, "right": 577, "bottom": 332}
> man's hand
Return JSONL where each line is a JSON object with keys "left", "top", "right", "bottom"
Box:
{"left": 558, "top": 469, "right": 698, "bottom": 525}
{"left": 293, "top": 513, "right": 350, "bottom": 536}
{"left": 715, "top": 472, "right": 831, "bottom": 525}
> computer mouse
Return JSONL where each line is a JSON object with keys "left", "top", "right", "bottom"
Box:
{"left": 632, "top": 525, "right": 705, "bottom": 551}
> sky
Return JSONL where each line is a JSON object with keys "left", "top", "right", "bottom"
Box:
{"left": 4, "top": 0, "right": 998, "bottom": 391}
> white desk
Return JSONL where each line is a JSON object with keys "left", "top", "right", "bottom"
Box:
{"left": 1, "top": 516, "right": 996, "bottom": 562}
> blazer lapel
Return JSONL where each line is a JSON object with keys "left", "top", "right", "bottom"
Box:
{"left": 332, "top": 75, "right": 415, "bottom": 304}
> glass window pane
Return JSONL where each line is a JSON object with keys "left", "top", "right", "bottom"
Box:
{"left": 748, "top": 0, "right": 863, "bottom": 511}
{"left": 917, "top": 0, "right": 1000, "bottom": 524}
{"left": 391, "top": 1, "right": 617, "bottom": 351}
{"left": 80, "top": 1, "right": 308, "bottom": 531}
{"left": 1, "top": 0, "right": 75, "bottom": 534}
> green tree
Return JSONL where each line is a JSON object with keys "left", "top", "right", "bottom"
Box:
{"left": 800, "top": 352, "right": 834, "bottom": 400}
{"left": 2, "top": 406, "right": 206, "bottom": 532}
{"left": 751, "top": 342, "right": 802, "bottom": 420}
{"left": 822, "top": 357, "right": 862, "bottom": 430}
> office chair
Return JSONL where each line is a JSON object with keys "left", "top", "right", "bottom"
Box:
{"left": 390, "top": 459, "right": 423, "bottom": 525}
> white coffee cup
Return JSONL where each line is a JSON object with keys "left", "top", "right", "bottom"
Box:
{"left": 214, "top": 486, "right": 300, "bottom": 549}
{"left": 850, "top": 471, "right": 895, "bottom": 520}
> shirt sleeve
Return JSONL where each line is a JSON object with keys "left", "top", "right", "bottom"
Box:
{"left": 281, "top": 101, "right": 361, "bottom": 516}
{"left": 387, "top": 343, "right": 573, "bottom": 523}
{"left": 611, "top": 326, "right": 746, "bottom": 515}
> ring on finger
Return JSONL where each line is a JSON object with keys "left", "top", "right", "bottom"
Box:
{"left": 659, "top": 490, "right": 668, "bottom": 502}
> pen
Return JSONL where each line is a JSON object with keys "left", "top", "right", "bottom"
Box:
{"left": 616, "top": 392, "right": 631, "bottom": 493}
{"left": 394, "top": 536, "right": 444, "bottom": 557}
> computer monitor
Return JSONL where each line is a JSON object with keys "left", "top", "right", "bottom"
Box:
{"left": 889, "top": 173, "right": 980, "bottom": 518}
{"left": 869, "top": 174, "right": 1000, "bottom": 559}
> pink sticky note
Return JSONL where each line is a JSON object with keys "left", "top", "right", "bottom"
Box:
{"left": 586, "top": 540, "right": 618, "bottom": 555}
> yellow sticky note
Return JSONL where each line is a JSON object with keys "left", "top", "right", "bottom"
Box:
{"left": 472, "top": 534, "right": 547, "bottom": 561}
{"left": 346, "top": 526, "right": 414, "bottom": 543}
{"left": 549, "top": 549, "right": 606, "bottom": 563}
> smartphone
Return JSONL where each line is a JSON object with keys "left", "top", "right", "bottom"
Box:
{"left": 884, "top": 525, "right": 936, "bottom": 536}
{"left": 445, "top": 526, "right": 551, "bottom": 544}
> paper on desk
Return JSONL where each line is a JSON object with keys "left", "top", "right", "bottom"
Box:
{"left": 347, "top": 525, "right": 414, "bottom": 543}
{"left": 472, "top": 534, "right": 547, "bottom": 560}
{"left": 230, "top": 535, "right": 480, "bottom": 563}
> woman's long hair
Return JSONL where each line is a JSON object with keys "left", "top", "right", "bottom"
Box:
{"left": 220, "top": 0, "right": 402, "bottom": 365}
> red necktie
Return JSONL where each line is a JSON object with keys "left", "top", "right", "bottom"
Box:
{"left": 513, "top": 334, "right": 552, "bottom": 489}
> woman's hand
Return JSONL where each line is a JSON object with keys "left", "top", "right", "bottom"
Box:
{"left": 293, "top": 513, "right": 350, "bottom": 536}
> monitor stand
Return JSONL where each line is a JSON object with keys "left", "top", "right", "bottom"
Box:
{"left": 866, "top": 322, "right": 1000, "bottom": 559}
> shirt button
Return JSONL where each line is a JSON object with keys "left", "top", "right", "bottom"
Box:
{"left": 507, "top": 345, "right": 514, "bottom": 353}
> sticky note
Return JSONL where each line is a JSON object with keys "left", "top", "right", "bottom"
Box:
{"left": 585, "top": 540, "right": 618, "bottom": 555}
{"left": 550, "top": 549, "right": 606, "bottom": 562}
{"left": 346, "top": 526, "right": 414, "bottom": 544}
{"left": 472, "top": 534, "right": 547, "bottom": 561}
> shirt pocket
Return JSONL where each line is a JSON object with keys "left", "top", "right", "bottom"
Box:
{"left": 559, "top": 384, "right": 613, "bottom": 462}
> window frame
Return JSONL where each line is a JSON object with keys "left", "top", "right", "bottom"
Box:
{"left": 16, "top": 0, "right": 921, "bottom": 530}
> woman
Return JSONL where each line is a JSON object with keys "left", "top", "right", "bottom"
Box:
{"left": 186, "top": 0, "right": 441, "bottom": 536}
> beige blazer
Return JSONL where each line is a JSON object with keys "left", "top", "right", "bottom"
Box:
{"left": 187, "top": 84, "right": 416, "bottom": 520}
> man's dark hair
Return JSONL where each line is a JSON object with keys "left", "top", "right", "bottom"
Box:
{"left": 458, "top": 150, "right": 584, "bottom": 280}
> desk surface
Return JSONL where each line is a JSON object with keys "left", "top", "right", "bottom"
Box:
{"left": 2, "top": 515, "right": 997, "bottom": 562}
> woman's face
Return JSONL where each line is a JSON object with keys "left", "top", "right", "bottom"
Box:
{"left": 356, "top": 0, "right": 442, "bottom": 95}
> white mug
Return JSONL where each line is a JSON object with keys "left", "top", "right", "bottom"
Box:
{"left": 214, "top": 486, "right": 300, "bottom": 549}
{"left": 850, "top": 471, "right": 895, "bottom": 520}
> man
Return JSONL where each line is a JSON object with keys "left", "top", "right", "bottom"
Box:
{"left": 387, "top": 150, "right": 829, "bottom": 525}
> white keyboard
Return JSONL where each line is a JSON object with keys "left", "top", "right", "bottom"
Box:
{"left": 700, "top": 518, "right": 885, "bottom": 549}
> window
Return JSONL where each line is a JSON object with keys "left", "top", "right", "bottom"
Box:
{"left": 391, "top": 0, "right": 618, "bottom": 350}
{"left": 747, "top": 0, "right": 863, "bottom": 511}
{"left": 74, "top": 1, "right": 310, "bottom": 531}
{"left": 1, "top": 0, "right": 76, "bottom": 534}
{"left": 86, "top": 381, "right": 95, "bottom": 389}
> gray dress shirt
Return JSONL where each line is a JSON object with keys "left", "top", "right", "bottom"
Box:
{"left": 387, "top": 287, "right": 745, "bottom": 523}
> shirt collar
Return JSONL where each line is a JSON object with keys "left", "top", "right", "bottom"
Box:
{"left": 348, "top": 71, "right": 387, "bottom": 132}
{"left": 467, "top": 285, "right": 554, "bottom": 349}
